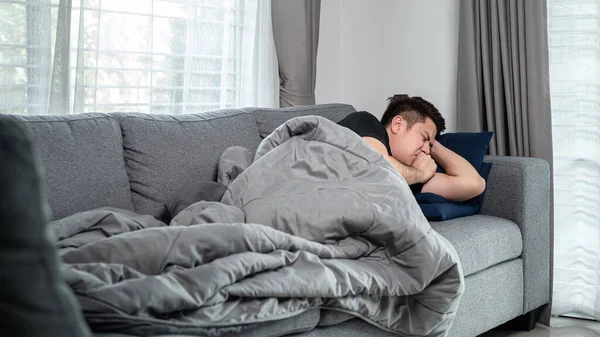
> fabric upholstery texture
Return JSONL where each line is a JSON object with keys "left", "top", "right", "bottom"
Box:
{"left": 118, "top": 110, "right": 263, "bottom": 221}
{"left": 245, "top": 103, "right": 356, "bottom": 138}
{"left": 448, "top": 259, "right": 524, "bottom": 337}
{"left": 430, "top": 214, "right": 522, "bottom": 276}
{"left": 417, "top": 194, "right": 480, "bottom": 221}
{"left": 0, "top": 116, "right": 91, "bottom": 337}
{"left": 5, "top": 114, "right": 133, "bottom": 221}
{"left": 480, "top": 155, "right": 550, "bottom": 313}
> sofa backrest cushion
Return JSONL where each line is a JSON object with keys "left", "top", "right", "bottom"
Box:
{"left": 6, "top": 114, "right": 134, "bottom": 221}
{"left": 118, "top": 110, "right": 262, "bottom": 221}
{"left": 246, "top": 104, "right": 357, "bottom": 138}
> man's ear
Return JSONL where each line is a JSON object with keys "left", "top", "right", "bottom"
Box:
{"left": 390, "top": 115, "right": 404, "bottom": 134}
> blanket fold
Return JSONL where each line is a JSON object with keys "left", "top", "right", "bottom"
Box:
{"left": 55, "top": 116, "right": 463, "bottom": 337}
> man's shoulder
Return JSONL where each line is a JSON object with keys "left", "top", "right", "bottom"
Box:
{"left": 338, "top": 111, "right": 381, "bottom": 126}
{"left": 338, "top": 110, "right": 391, "bottom": 155}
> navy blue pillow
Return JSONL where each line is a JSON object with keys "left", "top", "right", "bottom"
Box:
{"left": 414, "top": 131, "right": 494, "bottom": 221}
{"left": 416, "top": 162, "right": 493, "bottom": 221}
{"left": 435, "top": 131, "right": 493, "bottom": 174}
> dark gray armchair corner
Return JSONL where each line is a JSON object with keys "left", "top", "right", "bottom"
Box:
{"left": 0, "top": 117, "right": 92, "bottom": 337}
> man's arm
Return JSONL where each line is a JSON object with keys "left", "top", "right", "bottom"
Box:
{"left": 421, "top": 141, "right": 486, "bottom": 202}
{"left": 362, "top": 137, "right": 435, "bottom": 185}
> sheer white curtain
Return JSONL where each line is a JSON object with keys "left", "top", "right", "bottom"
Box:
{"left": 0, "top": 0, "right": 278, "bottom": 115}
{"left": 548, "top": 0, "right": 600, "bottom": 320}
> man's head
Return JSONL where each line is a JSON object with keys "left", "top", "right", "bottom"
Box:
{"left": 381, "top": 94, "right": 446, "bottom": 166}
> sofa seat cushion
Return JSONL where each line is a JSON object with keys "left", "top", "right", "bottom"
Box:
{"left": 431, "top": 214, "right": 522, "bottom": 276}
{"left": 118, "top": 110, "right": 263, "bottom": 221}
{"left": 6, "top": 114, "right": 134, "bottom": 221}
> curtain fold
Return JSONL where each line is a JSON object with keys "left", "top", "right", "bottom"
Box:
{"left": 26, "top": 0, "right": 53, "bottom": 115}
{"left": 458, "top": 0, "right": 552, "bottom": 160}
{"left": 270, "top": 0, "right": 321, "bottom": 107}
{"left": 239, "top": 0, "right": 279, "bottom": 109}
{"left": 49, "top": 0, "right": 72, "bottom": 114}
{"left": 457, "top": 0, "right": 554, "bottom": 324}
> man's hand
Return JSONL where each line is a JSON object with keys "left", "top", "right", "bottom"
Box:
{"left": 412, "top": 152, "right": 437, "bottom": 183}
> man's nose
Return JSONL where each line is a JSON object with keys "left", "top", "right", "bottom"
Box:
{"left": 422, "top": 143, "right": 430, "bottom": 155}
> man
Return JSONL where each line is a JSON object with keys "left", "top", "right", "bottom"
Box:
{"left": 338, "top": 94, "right": 485, "bottom": 202}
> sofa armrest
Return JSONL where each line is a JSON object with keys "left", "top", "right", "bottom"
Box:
{"left": 480, "top": 155, "right": 550, "bottom": 314}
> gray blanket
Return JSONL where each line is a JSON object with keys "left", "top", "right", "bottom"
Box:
{"left": 53, "top": 116, "right": 464, "bottom": 337}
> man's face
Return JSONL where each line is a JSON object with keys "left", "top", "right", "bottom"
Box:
{"left": 387, "top": 115, "right": 437, "bottom": 166}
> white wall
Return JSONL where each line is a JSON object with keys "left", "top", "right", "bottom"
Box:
{"left": 315, "top": 0, "right": 460, "bottom": 132}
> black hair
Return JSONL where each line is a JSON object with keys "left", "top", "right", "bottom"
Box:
{"left": 380, "top": 94, "right": 446, "bottom": 137}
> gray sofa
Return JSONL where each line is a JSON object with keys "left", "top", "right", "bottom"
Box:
{"left": 9, "top": 103, "right": 550, "bottom": 337}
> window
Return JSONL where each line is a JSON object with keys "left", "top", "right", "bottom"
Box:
{"left": 548, "top": 0, "right": 600, "bottom": 318}
{"left": 0, "top": 0, "right": 258, "bottom": 115}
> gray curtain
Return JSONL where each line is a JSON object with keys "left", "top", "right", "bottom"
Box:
{"left": 271, "top": 0, "right": 321, "bottom": 107}
{"left": 457, "top": 0, "right": 553, "bottom": 325}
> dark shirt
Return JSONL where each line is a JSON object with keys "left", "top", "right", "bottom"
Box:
{"left": 338, "top": 111, "right": 423, "bottom": 194}
{"left": 337, "top": 111, "right": 392, "bottom": 155}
